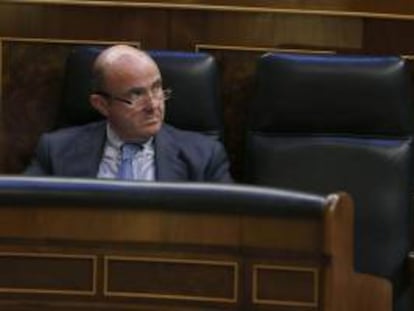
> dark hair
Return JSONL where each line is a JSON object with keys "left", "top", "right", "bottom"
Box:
{"left": 90, "top": 62, "right": 106, "bottom": 94}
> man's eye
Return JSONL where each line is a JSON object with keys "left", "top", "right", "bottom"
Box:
{"left": 131, "top": 96, "right": 142, "bottom": 103}
{"left": 152, "top": 85, "right": 163, "bottom": 93}
{"left": 130, "top": 90, "right": 144, "bottom": 98}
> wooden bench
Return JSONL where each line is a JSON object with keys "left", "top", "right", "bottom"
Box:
{"left": 0, "top": 177, "right": 390, "bottom": 310}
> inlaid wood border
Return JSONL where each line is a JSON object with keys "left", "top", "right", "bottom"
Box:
{"left": 0, "top": 252, "right": 97, "bottom": 295}
{"left": 252, "top": 264, "right": 319, "bottom": 307}
{"left": 196, "top": 43, "right": 414, "bottom": 61}
{"left": 195, "top": 43, "right": 336, "bottom": 55}
{"left": 2, "top": 0, "right": 414, "bottom": 21}
{"left": 104, "top": 255, "right": 239, "bottom": 303}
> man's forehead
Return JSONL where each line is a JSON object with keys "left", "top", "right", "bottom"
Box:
{"left": 104, "top": 49, "right": 147, "bottom": 65}
{"left": 125, "top": 77, "right": 162, "bottom": 92}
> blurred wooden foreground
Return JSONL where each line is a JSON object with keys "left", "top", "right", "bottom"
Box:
{"left": 0, "top": 178, "right": 391, "bottom": 310}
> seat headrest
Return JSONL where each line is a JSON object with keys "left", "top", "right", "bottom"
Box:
{"left": 59, "top": 46, "right": 103, "bottom": 127}
{"left": 58, "top": 47, "right": 223, "bottom": 136}
{"left": 251, "top": 53, "right": 414, "bottom": 135}
{"left": 150, "top": 50, "right": 223, "bottom": 135}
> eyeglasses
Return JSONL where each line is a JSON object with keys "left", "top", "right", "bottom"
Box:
{"left": 95, "top": 87, "right": 172, "bottom": 107}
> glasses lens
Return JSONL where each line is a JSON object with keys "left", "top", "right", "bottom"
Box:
{"left": 163, "top": 89, "right": 172, "bottom": 101}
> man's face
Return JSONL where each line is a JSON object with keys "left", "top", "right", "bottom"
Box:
{"left": 96, "top": 54, "right": 165, "bottom": 142}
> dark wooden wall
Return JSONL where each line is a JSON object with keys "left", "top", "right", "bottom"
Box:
{"left": 1, "top": 1, "right": 414, "bottom": 180}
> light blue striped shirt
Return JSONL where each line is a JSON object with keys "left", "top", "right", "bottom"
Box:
{"left": 97, "top": 124, "right": 155, "bottom": 181}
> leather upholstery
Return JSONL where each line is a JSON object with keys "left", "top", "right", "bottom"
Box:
{"left": 58, "top": 46, "right": 103, "bottom": 127}
{"left": 58, "top": 47, "right": 223, "bottom": 137}
{"left": 150, "top": 50, "right": 223, "bottom": 136}
{"left": 0, "top": 176, "right": 325, "bottom": 217}
{"left": 246, "top": 53, "right": 414, "bottom": 310}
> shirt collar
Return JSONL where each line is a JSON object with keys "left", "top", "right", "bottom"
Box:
{"left": 106, "top": 123, "right": 154, "bottom": 150}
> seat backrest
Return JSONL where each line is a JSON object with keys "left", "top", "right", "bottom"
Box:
{"left": 57, "top": 46, "right": 223, "bottom": 137}
{"left": 246, "top": 53, "right": 414, "bottom": 310}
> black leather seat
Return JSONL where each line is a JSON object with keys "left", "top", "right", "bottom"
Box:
{"left": 245, "top": 53, "right": 414, "bottom": 311}
{"left": 57, "top": 46, "right": 223, "bottom": 137}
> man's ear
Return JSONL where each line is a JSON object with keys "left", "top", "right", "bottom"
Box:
{"left": 90, "top": 94, "right": 109, "bottom": 117}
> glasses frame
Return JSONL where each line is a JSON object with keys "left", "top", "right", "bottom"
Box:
{"left": 95, "top": 88, "right": 172, "bottom": 106}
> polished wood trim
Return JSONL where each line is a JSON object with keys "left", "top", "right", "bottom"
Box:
{"left": 322, "top": 193, "right": 392, "bottom": 311}
{"left": 252, "top": 264, "right": 318, "bottom": 307}
{"left": 0, "top": 39, "right": 3, "bottom": 119}
{"left": 196, "top": 43, "right": 336, "bottom": 54}
{"left": 2, "top": 0, "right": 414, "bottom": 21}
{"left": 196, "top": 43, "right": 414, "bottom": 62}
{"left": 0, "top": 36, "right": 140, "bottom": 47}
{"left": 322, "top": 193, "right": 354, "bottom": 310}
{"left": 0, "top": 252, "right": 97, "bottom": 295}
{"left": 103, "top": 255, "right": 238, "bottom": 302}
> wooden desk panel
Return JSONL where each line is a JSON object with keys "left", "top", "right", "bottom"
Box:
{"left": 0, "top": 187, "right": 391, "bottom": 311}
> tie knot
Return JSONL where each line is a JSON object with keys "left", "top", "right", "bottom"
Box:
{"left": 121, "top": 143, "right": 142, "bottom": 160}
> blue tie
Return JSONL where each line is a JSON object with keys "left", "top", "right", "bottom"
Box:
{"left": 117, "top": 143, "right": 141, "bottom": 180}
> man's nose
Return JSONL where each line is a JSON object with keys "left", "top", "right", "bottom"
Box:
{"left": 142, "top": 91, "right": 160, "bottom": 109}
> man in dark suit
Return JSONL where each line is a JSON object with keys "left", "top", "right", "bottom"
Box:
{"left": 25, "top": 45, "right": 232, "bottom": 182}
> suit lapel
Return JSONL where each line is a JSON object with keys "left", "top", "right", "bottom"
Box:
{"left": 59, "top": 122, "right": 189, "bottom": 180}
{"left": 155, "top": 125, "right": 190, "bottom": 181}
{"left": 60, "top": 122, "right": 106, "bottom": 177}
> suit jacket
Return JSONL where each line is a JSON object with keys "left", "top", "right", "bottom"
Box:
{"left": 25, "top": 121, "right": 232, "bottom": 182}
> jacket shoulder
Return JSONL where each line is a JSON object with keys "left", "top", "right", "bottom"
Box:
{"left": 45, "top": 121, "right": 106, "bottom": 140}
